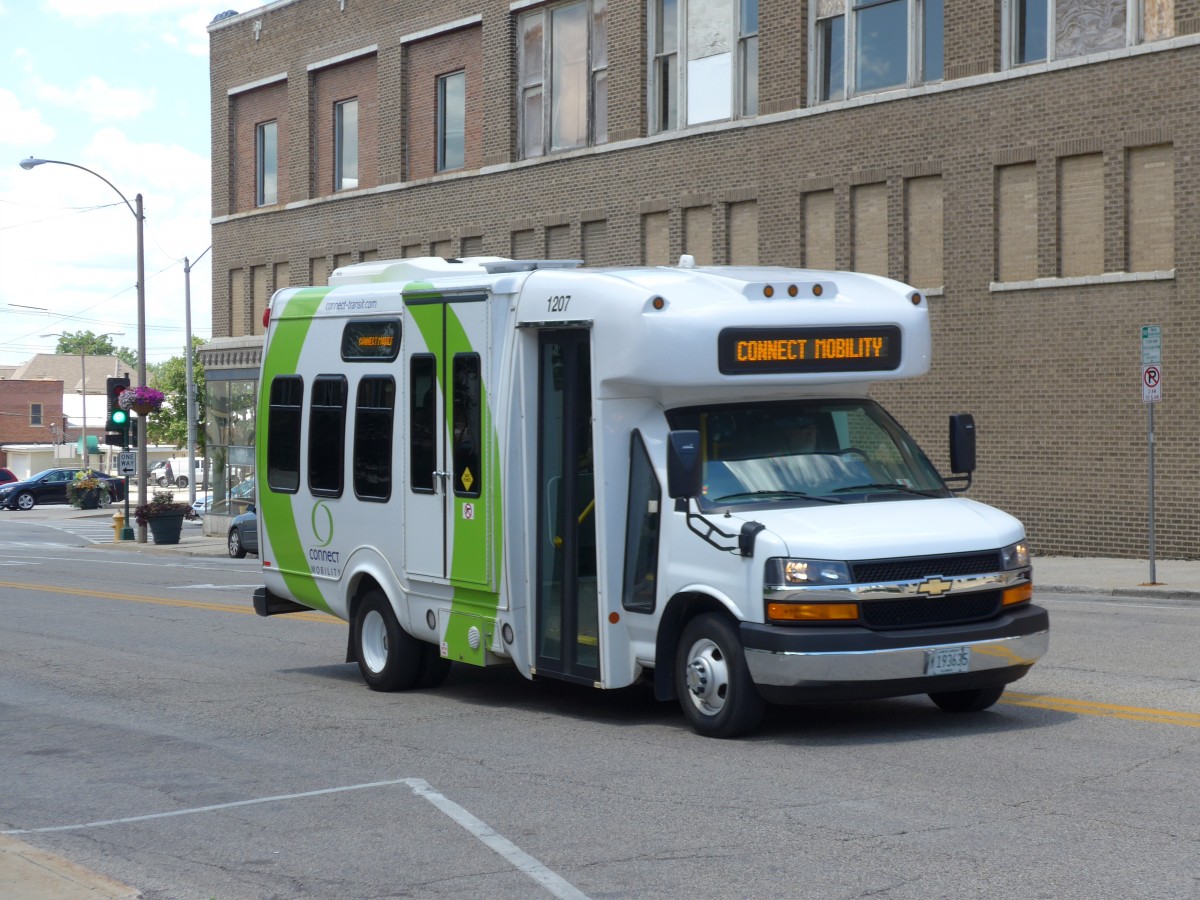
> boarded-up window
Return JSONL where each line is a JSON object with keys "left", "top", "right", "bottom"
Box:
{"left": 643, "top": 211, "right": 670, "bottom": 265}
{"left": 1128, "top": 144, "right": 1174, "bottom": 272}
{"left": 229, "top": 269, "right": 246, "bottom": 337}
{"left": 997, "top": 163, "right": 1037, "bottom": 282}
{"left": 311, "top": 257, "right": 329, "bottom": 286}
{"left": 512, "top": 229, "right": 537, "bottom": 258}
{"left": 1144, "top": 0, "right": 1174, "bottom": 41}
{"left": 905, "top": 176, "right": 943, "bottom": 289}
{"left": 683, "top": 206, "right": 713, "bottom": 265}
{"left": 728, "top": 200, "right": 758, "bottom": 265}
{"left": 361, "top": 250, "right": 379, "bottom": 262}
{"left": 852, "top": 182, "right": 888, "bottom": 277}
{"left": 402, "top": 244, "right": 423, "bottom": 258}
{"left": 461, "top": 235, "right": 484, "bottom": 257}
{"left": 251, "top": 265, "right": 269, "bottom": 336}
{"left": 1058, "top": 154, "right": 1103, "bottom": 277}
{"left": 274, "top": 261, "right": 290, "bottom": 291}
{"left": 546, "top": 224, "right": 571, "bottom": 258}
{"left": 803, "top": 190, "right": 835, "bottom": 270}
{"left": 431, "top": 239, "right": 452, "bottom": 258}
{"left": 334, "top": 252, "right": 353, "bottom": 272}
{"left": 582, "top": 220, "right": 608, "bottom": 265}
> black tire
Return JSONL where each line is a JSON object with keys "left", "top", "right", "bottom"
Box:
{"left": 353, "top": 590, "right": 422, "bottom": 691}
{"left": 228, "top": 527, "right": 247, "bottom": 558}
{"left": 675, "top": 612, "right": 765, "bottom": 738}
{"left": 929, "top": 685, "right": 1005, "bottom": 713}
{"left": 415, "top": 643, "right": 452, "bottom": 689}
{"left": 15, "top": 492, "right": 35, "bottom": 511}
{"left": 157, "top": 477, "right": 169, "bottom": 487}
{"left": 176, "top": 476, "right": 189, "bottom": 488}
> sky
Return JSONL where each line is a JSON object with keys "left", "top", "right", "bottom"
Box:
{"left": 0, "top": 0, "right": 233, "bottom": 368}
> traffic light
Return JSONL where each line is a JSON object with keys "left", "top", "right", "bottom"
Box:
{"left": 105, "top": 376, "right": 130, "bottom": 447}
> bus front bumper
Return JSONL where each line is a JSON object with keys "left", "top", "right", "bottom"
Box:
{"left": 740, "top": 604, "right": 1049, "bottom": 704}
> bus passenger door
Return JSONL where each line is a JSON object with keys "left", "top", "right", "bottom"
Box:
{"left": 535, "top": 329, "right": 600, "bottom": 684}
{"left": 404, "top": 297, "right": 491, "bottom": 587}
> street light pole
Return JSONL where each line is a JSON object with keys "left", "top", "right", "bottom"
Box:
{"left": 21, "top": 157, "right": 150, "bottom": 542}
{"left": 183, "top": 246, "right": 210, "bottom": 509}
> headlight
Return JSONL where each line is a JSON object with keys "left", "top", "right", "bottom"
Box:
{"left": 765, "top": 557, "right": 852, "bottom": 586}
{"left": 1000, "top": 541, "right": 1030, "bottom": 570}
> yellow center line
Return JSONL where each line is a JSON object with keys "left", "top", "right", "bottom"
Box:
{"left": 0, "top": 579, "right": 342, "bottom": 626}
{"left": 1003, "top": 692, "right": 1200, "bottom": 728}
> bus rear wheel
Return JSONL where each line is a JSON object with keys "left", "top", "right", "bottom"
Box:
{"left": 354, "top": 590, "right": 422, "bottom": 691}
{"left": 675, "top": 613, "right": 764, "bottom": 738}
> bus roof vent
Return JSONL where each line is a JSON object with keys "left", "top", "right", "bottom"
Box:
{"left": 479, "top": 259, "right": 583, "bottom": 274}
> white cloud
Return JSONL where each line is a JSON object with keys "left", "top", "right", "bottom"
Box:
{"left": 35, "top": 76, "right": 156, "bottom": 123}
{"left": 0, "top": 88, "right": 56, "bottom": 146}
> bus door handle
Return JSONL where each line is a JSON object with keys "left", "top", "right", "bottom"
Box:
{"left": 433, "top": 470, "right": 450, "bottom": 492}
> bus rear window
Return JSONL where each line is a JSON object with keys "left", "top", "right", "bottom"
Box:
{"left": 267, "top": 376, "right": 303, "bottom": 493}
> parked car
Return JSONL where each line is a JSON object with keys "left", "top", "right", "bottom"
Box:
{"left": 0, "top": 468, "right": 126, "bottom": 511}
{"left": 0, "top": 468, "right": 16, "bottom": 486}
{"left": 227, "top": 507, "right": 257, "bottom": 558}
{"left": 150, "top": 457, "right": 207, "bottom": 489}
{"left": 189, "top": 493, "right": 212, "bottom": 521}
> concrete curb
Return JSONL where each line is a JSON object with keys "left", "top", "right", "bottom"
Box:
{"left": 0, "top": 834, "right": 140, "bottom": 899}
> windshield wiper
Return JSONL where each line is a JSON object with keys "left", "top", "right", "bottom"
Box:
{"left": 711, "top": 490, "right": 844, "bottom": 504}
{"left": 830, "top": 483, "right": 941, "bottom": 497}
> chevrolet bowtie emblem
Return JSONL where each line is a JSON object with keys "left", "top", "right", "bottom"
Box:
{"left": 916, "top": 576, "right": 953, "bottom": 597}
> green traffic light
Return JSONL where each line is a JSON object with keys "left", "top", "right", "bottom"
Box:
{"left": 112, "top": 409, "right": 128, "bottom": 425}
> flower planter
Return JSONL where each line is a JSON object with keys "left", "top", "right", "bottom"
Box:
{"left": 133, "top": 402, "right": 158, "bottom": 416}
{"left": 146, "top": 512, "right": 185, "bottom": 545}
{"left": 77, "top": 489, "right": 101, "bottom": 511}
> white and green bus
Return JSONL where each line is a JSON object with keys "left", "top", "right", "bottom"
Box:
{"left": 252, "top": 256, "right": 1048, "bottom": 737}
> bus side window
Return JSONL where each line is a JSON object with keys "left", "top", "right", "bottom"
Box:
{"left": 410, "top": 355, "right": 437, "bottom": 493}
{"left": 309, "top": 375, "right": 347, "bottom": 498}
{"left": 452, "top": 353, "right": 482, "bottom": 498}
{"left": 354, "top": 376, "right": 395, "bottom": 501}
{"left": 622, "top": 431, "right": 661, "bottom": 613}
{"left": 267, "top": 375, "right": 303, "bottom": 493}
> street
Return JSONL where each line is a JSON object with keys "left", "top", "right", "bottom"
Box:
{"left": 0, "top": 513, "right": 1197, "bottom": 899}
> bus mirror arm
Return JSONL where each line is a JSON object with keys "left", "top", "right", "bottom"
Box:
{"left": 679, "top": 498, "right": 758, "bottom": 557}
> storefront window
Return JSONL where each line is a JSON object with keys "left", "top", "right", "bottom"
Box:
{"left": 205, "top": 376, "right": 258, "bottom": 521}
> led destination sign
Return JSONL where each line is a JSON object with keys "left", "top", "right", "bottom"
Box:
{"left": 718, "top": 325, "right": 902, "bottom": 375}
{"left": 341, "top": 319, "right": 401, "bottom": 361}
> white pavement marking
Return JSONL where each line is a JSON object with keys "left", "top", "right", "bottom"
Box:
{"left": 2, "top": 777, "right": 592, "bottom": 900}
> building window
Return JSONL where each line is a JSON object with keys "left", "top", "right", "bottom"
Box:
{"left": 683, "top": 206, "right": 713, "bottom": 264}
{"left": 256, "top": 120, "right": 278, "bottom": 206}
{"left": 813, "top": 0, "right": 943, "bottom": 103}
{"left": 905, "top": 175, "right": 944, "bottom": 289}
{"left": 728, "top": 200, "right": 758, "bottom": 265}
{"left": 335, "top": 99, "right": 359, "bottom": 190}
{"left": 652, "top": 0, "right": 758, "bottom": 131}
{"left": 30, "top": 403, "right": 43, "bottom": 427}
{"left": 438, "top": 72, "right": 466, "bottom": 172}
{"left": 518, "top": 0, "right": 608, "bottom": 158}
{"left": 803, "top": 190, "right": 837, "bottom": 269}
{"left": 852, "top": 182, "right": 889, "bottom": 277}
{"left": 1058, "top": 153, "right": 1104, "bottom": 277}
{"left": 1008, "top": 0, "right": 1151, "bottom": 66}
{"left": 1127, "top": 144, "right": 1174, "bottom": 272}
{"left": 642, "top": 210, "right": 670, "bottom": 266}
{"left": 996, "top": 162, "right": 1038, "bottom": 282}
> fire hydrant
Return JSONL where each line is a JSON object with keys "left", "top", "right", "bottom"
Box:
{"left": 112, "top": 510, "right": 127, "bottom": 541}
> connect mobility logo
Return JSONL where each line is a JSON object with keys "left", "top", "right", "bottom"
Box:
{"left": 308, "top": 500, "right": 340, "bottom": 576}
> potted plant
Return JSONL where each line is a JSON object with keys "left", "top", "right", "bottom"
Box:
{"left": 67, "top": 469, "right": 106, "bottom": 510}
{"left": 118, "top": 385, "right": 166, "bottom": 416}
{"left": 134, "top": 490, "right": 197, "bottom": 544}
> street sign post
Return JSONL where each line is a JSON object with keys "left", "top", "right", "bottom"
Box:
{"left": 1141, "top": 326, "right": 1161, "bottom": 584}
{"left": 117, "top": 451, "right": 137, "bottom": 476}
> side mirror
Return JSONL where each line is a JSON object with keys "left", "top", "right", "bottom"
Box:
{"left": 667, "top": 430, "right": 703, "bottom": 499}
{"left": 949, "top": 414, "right": 976, "bottom": 474}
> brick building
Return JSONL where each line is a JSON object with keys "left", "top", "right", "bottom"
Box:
{"left": 0, "top": 379, "right": 65, "bottom": 466}
{"left": 206, "top": 0, "right": 1197, "bottom": 557}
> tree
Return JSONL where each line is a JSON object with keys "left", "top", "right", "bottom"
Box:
{"left": 54, "top": 330, "right": 138, "bottom": 369}
{"left": 146, "top": 337, "right": 207, "bottom": 453}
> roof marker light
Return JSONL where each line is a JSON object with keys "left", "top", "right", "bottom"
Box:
{"left": 787, "top": 284, "right": 799, "bottom": 297}
{"left": 763, "top": 285, "right": 775, "bottom": 298}
{"left": 652, "top": 296, "right": 665, "bottom": 310}
{"left": 812, "top": 284, "right": 824, "bottom": 297}
{"left": 911, "top": 292, "right": 923, "bottom": 306}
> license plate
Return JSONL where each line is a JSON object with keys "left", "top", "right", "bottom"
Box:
{"left": 925, "top": 646, "right": 971, "bottom": 675}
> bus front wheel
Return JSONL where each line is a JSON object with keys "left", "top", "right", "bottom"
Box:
{"left": 675, "top": 613, "right": 764, "bottom": 738}
{"left": 354, "top": 590, "right": 422, "bottom": 692}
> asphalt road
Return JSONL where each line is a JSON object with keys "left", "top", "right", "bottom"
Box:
{"left": 1, "top": 514, "right": 1197, "bottom": 899}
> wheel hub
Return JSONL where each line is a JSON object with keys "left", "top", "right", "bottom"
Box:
{"left": 684, "top": 638, "right": 728, "bottom": 715}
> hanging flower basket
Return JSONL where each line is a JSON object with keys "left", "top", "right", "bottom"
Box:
{"left": 118, "top": 385, "right": 166, "bottom": 416}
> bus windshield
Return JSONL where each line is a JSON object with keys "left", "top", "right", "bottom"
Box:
{"left": 667, "top": 399, "right": 949, "bottom": 509}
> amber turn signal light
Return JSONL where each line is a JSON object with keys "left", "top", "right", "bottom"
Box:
{"left": 767, "top": 602, "right": 859, "bottom": 622}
